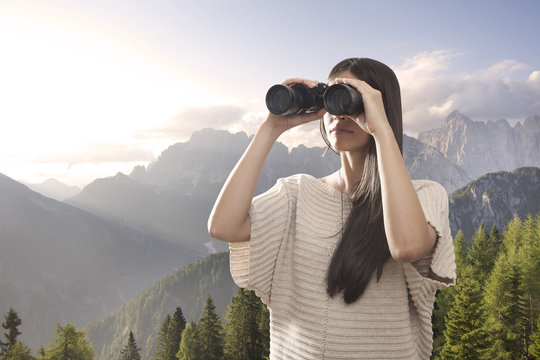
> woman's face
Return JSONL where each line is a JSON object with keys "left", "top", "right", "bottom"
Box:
{"left": 323, "top": 71, "right": 371, "bottom": 154}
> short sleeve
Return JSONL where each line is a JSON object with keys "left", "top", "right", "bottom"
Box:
{"left": 402, "top": 180, "right": 456, "bottom": 358}
{"left": 229, "top": 177, "right": 292, "bottom": 305}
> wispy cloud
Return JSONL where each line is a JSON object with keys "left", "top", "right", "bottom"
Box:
{"left": 395, "top": 50, "right": 540, "bottom": 135}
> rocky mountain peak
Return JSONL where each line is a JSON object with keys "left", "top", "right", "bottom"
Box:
{"left": 418, "top": 111, "right": 540, "bottom": 179}
{"left": 444, "top": 110, "right": 472, "bottom": 125}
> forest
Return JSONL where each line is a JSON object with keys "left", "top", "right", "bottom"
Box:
{"left": 1, "top": 215, "right": 539, "bottom": 360}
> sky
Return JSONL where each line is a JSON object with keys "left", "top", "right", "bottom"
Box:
{"left": 1, "top": 0, "right": 539, "bottom": 187}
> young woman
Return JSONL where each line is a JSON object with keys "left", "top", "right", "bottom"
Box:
{"left": 208, "top": 58, "right": 456, "bottom": 360}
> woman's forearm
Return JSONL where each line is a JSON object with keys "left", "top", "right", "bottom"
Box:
{"left": 208, "top": 121, "right": 282, "bottom": 243}
{"left": 374, "top": 126, "right": 436, "bottom": 263}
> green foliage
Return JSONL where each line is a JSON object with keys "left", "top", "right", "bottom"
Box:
{"left": 165, "top": 307, "right": 186, "bottom": 360}
{"left": 439, "top": 266, "right": 488, "bottom": 359}
{"left": 153, "top": 315, "right": 170, "bottom": 360}
{"left": 86, "top": 252, "right": 236, "bottom": 360}
{"left": 43, "top": 323, "right": 94, "bottom": 360}
{"left": 224, "top": 289, "right": 269, "bottom": 360}
{"left": 468, "top": 223, "right": 501, "bottom": 284}
{"left": 453, "top": 230, "right": 468, "bottom": 276}
{"left": 153, "top": 307, "right": 186, "bottom": 360}
{"left": 176, "top": 323, "right": 201, "bottom": 360}
{"left": 530, "top": 315, "right": 540, "bottom": 358}
{"left": 120, "top": 331, "right": 141, "bottom": 360}
{"left": 1, "top": 308, "right": 23, "bottom": 357}
{"left": 518, "top": 215, "right": 540, "bottom": 354}
{"left": 433, "top": 214, "right": 539, "bottom": 360}
{"left": 480, "top": 215, "right": 540, "bottom": 359}
{"left": 197, "top": 296, "right": 223, "bottom": 360}
{"left": 3, "top": 341, "right": 35, "bottom": 360}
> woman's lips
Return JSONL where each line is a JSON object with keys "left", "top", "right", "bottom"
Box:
{"left": 331, "top": 128, "right": 353, "bottom": 134}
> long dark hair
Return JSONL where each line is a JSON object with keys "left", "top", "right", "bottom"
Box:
{"left": 321, "top": 58, "right": 403, "bottom": 303}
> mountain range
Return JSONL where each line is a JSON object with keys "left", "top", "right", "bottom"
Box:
{"left": 25, "top": 178, "right": 81, "bottom": 201}
{"left": 418, "top": 111, "right": 540, "bottom": 180}
{"left": 0, "top": 173, "right": 199, "bottom": 350}
{"left": 1, "top": 110, "right": 539, "bottom": 354}
{"left": 85, "top": 167, "right": 540, "bottom": 360}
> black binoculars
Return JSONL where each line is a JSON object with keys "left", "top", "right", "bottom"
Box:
{"left": 265, "top": 82, "right": 364, "bottom": 116}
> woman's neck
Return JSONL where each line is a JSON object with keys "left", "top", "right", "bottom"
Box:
{"left": 339, "top": 151, "right": 366, "bottom": 194}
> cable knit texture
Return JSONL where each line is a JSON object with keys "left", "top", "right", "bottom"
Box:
{"left": 229, "top": 174, "right": 455, "bottom": 360}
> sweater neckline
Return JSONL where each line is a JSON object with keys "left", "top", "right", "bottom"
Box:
{"left": 302, "top": 174, "right": 352, "bottom": 200}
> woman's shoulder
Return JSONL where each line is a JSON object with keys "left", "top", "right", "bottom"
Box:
{"left": 411, "top": 179, "right": 448, "bottom": 197}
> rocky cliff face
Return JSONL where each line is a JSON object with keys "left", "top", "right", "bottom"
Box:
{"left": 449, "top": 167, "right": 540, "bottom": 239}
{"left": 403, "top": 135, "right": 472, "bottom": 193}
{"left": 418, "top": 111, "right": 540, "bottom": 180}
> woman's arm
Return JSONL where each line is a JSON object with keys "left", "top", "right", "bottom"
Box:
{"left": 374, "top": 125, "right": 437, "bottom": 263}
{"left": 335, "top": 77, "right": 436, "bottom": 262}
{"left": 208, "top": 79, "right": 326, "bottom": 243}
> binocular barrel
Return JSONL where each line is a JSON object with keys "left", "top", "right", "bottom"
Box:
{"left": 265, "top": 83, "right": 364, "bottom": 116}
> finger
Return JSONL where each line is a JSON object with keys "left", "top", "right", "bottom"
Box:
{"left": 282, "top": 78, "right": 320, "bottom": 88}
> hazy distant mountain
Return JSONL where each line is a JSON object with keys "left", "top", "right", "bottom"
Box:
{"left": 418, "top": 111, "right": 540, "bottom": 180}
{"left": 0, "top": 173, "right": 198, "bottom": 351}
{"left": 67, "top": 128, "right": 478, "bottom": 258}
{"left": 25, "top": 178, "right": 81, "bottom": 201}
{"left": 403, "top": 135, "right": 473, "bottom": 193}
{"left": 86, "top": 252, "right": 236, "bottom": 360}
{"left": 449, "top": 167, "right": 540, "bottom": 239}
{"left": 68, "top": 129, "right": 342, "bottom": 255}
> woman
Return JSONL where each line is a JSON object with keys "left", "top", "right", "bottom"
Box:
{"left": 208, "top": 58, "right": 456, "bottom": 360}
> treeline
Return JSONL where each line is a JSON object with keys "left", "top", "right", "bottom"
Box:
{"left": 432, "top": 214, "right": 540, "bottom": 359}
{"left": 154, "top": 290, "right": 269, "bottom": 360}
{"left": 3, "top": 215, "right": 538, "bottom": 360}
{"left": 1, "top": 289, "right": 269, "bottom": 360}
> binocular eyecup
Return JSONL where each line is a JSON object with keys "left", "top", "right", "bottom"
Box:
{"left": 265, "top": 82, "right": 364, "bottom": 116}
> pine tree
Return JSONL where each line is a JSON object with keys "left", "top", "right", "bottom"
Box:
{"left": 483, "top": 217, "right": 526, "bottom": 360}
{"left": 153, "top": 314, "right": 170, "bottom": 360}
{"left": 432, "top": 231, "right": 466, "bottom": 357}
{"left": 44, "top": 323, "right": 95, "bottom": 360}
{"left": 257, "top": 301, "right": 270, "bottom": 357}
{"left": 2, "top": 341, "right": 35, "bottom": 360}
{"left": 453, "top": 230, "right": 468, "bottom": 277}
{"left": 468, "top": 223, "right": 500, "bottom": 284}
{"left": 165, "top": 307, "right": 186, "bottom": 360}
{"left": 198, "top": 295, "right": 223, "bottom": 360}
{"left": 224, "top": 289, "right": 268, "bottom": 360}
{"left": 176, "top": 323, "right": 201, "bottom": 360}
{"left": 1, "top": 308, "right": 22, "bottom": 358}
{"left": 518, "top": 215, "right": 540, "bottom": 357}
{"left": 35, "top": 346, "right": 46, "bottom": 360}
{"left": 119, "top": 331, "right": 141, "bottom": 360}
{"left": 439, "top": 266, "right": 488, "bottom": 359}
{"left": 530, "top": 315, "right": 540, "bottom": 358}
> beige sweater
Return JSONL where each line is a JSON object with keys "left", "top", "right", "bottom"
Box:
{"left": 229, "top": 174, "right": 456, "bottom": 360}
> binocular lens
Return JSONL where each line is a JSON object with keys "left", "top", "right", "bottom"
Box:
{"left": 266, "top": 84, "right": 297, "bottom": 115}
{"left": 265, "top": 82, "right": 363, "bottom": 116}
{"left": 266, "top": 83, "right": 326, "bottom": 115}
{"left": 324, "top": 84, "right": 364, "bottom": 115}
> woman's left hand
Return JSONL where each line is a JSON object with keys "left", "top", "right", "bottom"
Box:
{"left": 333, "top": 77, "right": 392, "bottom": 138}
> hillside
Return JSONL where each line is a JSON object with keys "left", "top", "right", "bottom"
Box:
{"left": 85, "top": 252, "right": 237, "bottom": 360}
{"left": 0, "top": 173, "right": 198, "bottom": 350}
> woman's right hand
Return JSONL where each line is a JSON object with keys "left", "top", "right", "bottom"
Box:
{"left": 264, "top": 78, "right": 328, "bottom": 135}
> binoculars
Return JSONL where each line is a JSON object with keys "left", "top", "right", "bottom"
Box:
{"left": 265, "top": 82, "right": 364, "bottom": 116}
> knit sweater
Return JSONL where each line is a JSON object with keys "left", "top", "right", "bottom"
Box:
{"left": 229, "top": 174, "right": 456, "bottom": 360}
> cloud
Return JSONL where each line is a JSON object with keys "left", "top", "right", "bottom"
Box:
{"left": 32, "top": 140, "right": 155, "bottom": 165}
{"left": 394, "top": 51, "right": 540, "bottom": 135}
{"left": 140, "top": 51, "right": 540, "bottom": 147}
{"left": 140, "top": 105, "right": 247, "bottom": 140}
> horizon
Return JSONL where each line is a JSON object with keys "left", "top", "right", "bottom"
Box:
{"left": 1, "top": 0, "right": 539, "bottom": 187}
{"left": 17, "top": 110, "right": 538, "bottom": 189}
